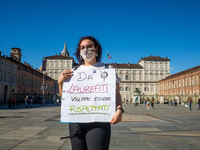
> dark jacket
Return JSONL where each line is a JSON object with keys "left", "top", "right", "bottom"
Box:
{"left": 187, "top": 97, "right": 192, "bottom": 103}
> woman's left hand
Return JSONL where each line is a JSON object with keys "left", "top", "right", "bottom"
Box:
{"left": 109, "top": 110, "right": 123, "bottom": 125}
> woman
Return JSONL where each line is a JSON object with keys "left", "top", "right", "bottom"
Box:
{"left": 151, "top": 97, "right": 154, "bottom": 109}
{"left": 146, "top": 98, "right": 150, "bottom": 109}
{"left": 58, "top": 36, "right": 123, "bottom": 150}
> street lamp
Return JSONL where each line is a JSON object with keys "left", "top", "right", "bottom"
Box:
{"left": 39, "top": 84, "right": 48, "bottom": 105}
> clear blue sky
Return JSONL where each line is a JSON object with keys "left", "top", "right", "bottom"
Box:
{"left": 0, "top": 0, "right": 200, "bottom": 74}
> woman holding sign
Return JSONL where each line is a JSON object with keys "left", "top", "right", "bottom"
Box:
{"left": 58, "top": 36, "right": 123, "bottom": 150}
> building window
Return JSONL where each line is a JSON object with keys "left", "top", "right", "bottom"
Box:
{"left": 125, "top": 75, "right": 129, "bottom": 80}
{"left": 150, "top": 73, "right": 154, "bottom": 81}
{"left": 182, "top": 79, "right": 184, "bottom": 87}
{"left": 125, "top": 87, "right": 130, "bottom": 91}
{"left": 145, "top": 73, "right": 148, "bottom": 81}
{"left": 132, "top": 75, "right": 136, "bottom": 80}
{"left": 197, "top": 76, "right": 199, "bottom": 85}
{"left": 165, "top": 63, "right": 168, "bottom": 69}
{"left": 160, "top": 62, "right": 163, "bottom": 69}
{"left": 4, "top": 73, "right": 6, "bottom": 82}
{"left": 119, "top": 87, "right": 123, "bottom": 91}
{"left": 185, "top": 78, "right": 188, "bottom": 86}
{"left": 144, "top": 62, "right": 148, "bottom": 68}
{"left": 189, "top": 77, "right": 191, "bottom": 86}
{"left": 179, "top": 80, "right": 181, "bottom": 87}
{"left": 150, "top": 62, "right": 153, "bottom": 69}
{"left": 155, "top": 62, "right": 158, "bottom": 69}
{"left": 144, "top": 84, "right": 149, "bottom": 91}
{"left": 0, "top": 72, "right": 2, "bottom": 81}
{"left": 192, "top": 77, "right": 195, "bottom": 85}
{"left": 12, "top": 75, "right": 14, "bottom": 84}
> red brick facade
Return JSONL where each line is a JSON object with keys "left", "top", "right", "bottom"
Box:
{"left": 158, "top": 65, "right": 200, "bottom": 102}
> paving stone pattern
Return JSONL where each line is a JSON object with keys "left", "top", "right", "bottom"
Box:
{"left": 0, "top": 103, "right": 200, "bottom": 150}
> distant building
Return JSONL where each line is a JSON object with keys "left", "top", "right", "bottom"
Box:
{"left": 158, "top": 65, "right": 200, "bottom": 103}
{"left": 43, "top": 42, "right": 76, "bottom": 81}
{"left": 110, "top": 55, "right": 171, "bottom": 103}
{"left": 0, "top": 51, "right": 18, "bottom": 103}
{"left": 10, "top": 47, "right": 22, "bottom": 62}
{"left": 0, "top": 48, "right": 56, "bottom": 103}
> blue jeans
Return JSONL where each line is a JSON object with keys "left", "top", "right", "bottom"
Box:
{"left": 198, "top": 104, "right": 200, "bottom": 110}
{"left": 188, "top": 102, "right": 191, "bottom": 110}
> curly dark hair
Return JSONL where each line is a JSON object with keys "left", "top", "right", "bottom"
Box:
{"left": 74, "top": 36, "right": 102, "bottom": 65}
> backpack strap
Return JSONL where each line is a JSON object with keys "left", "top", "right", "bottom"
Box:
{"left": 105, "top": 64, "right": 109, "bottom": 68}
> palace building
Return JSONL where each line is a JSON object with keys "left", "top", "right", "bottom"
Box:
{"left": 0, "top": 48, "right": 56, "bottom": 103}
{"left": 158, "top": 65, "right": 200, "bottom": 103}
{"left": 43, "top": 42, "right": 76, "bottom": 81}
{"left": 110, "top": 55, "right": 171, "bottom": 103}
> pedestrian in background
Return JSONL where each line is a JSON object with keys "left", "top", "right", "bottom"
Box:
{"left": 25, "top": 95, "right": 29, "bottom": 108}
{"left": 12, "top": 97, "right": 15, "bottom": 108}
{"left": 147, "top": 98, "right": 150, "bottom": 109}
{"left": 170, "top": 99, "right": 173, "bottom": 106}
{"left": 198, "top": 98, "right": 200, "bottom": 110}
{"left": 187, "top": 95, "right": 192, "bottom": 111}
{"left": 151, "top": 97, "right": 154, "bottom": 109}
{"left": 8, "top": 97, "right": 12, "bottom": 108}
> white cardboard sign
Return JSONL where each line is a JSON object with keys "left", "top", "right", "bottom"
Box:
{"left": 60, "top": 68, "right": 116, "bottom": 123}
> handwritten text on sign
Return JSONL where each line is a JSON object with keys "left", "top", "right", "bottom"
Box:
{"left": 60, "top": 69, "right": 116, "bottom": 123}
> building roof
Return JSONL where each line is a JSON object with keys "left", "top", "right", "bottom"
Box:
{"left": 138, "top": 55, "right": 170, "bottom": 63}
{"left": 44, "top": 54, "right": 74, "bottom": 59}
{"left": 11, "top": 47, "right": 21, "bottom": 50}
{"left": 109, "top": 63, "right": 143, "bottom": 69}
{"left": 158, "top": 65, "right": 200, "bottom": 82}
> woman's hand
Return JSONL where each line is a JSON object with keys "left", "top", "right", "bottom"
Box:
{"left": 109, "top": 109, "right": 123, "bottom": 125}
{"left": 58, "top": 70, "right": 73, "bottom": 84}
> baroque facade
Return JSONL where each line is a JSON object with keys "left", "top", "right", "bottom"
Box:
{"left": 0, "top": 48, "right": 56, "bottom": 103}
{"left": 110, "top": 55, "right": 170, "bottom": 103}
{"left": 0, "top": 51, "right": 18, "bottom": 103}
{"left": 43, "top": 42, "right": 75, "bottom": 81}
{"left": 158, "top": 65, "right": 200, "bottom": 103}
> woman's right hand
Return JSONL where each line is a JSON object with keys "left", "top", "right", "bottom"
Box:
{"left": 58, "top": 70, "right": 73, "bottom": 84}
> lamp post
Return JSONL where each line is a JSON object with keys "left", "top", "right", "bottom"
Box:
{"left": 39, "top": 84, "right": 48, "bottom": 106}
{"left": 40, "top": 58, "right": 47, "bottom": 106}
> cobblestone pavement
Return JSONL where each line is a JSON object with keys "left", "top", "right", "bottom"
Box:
{"left": 0, "top": 103, "right": 200, "bottom": 150}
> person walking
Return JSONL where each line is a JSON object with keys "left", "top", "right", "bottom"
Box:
{"left": 187, "top": 95, "right": 192, "bottom": 111}
{"left": 151, "top": 97, "right": 154, "bottom": 109}
{"left": 12, "top": 97, "right": 15, "bottom": 108}
{"left": 8, "top": 97, "right": 12, "bottom": 108}
{"left": 198, "top": 98, "right": 200, "bottom": 110}
{"left": 146, "top": 98, "right": 150, "bottom": 109}
{"left": 25, "top": 95, "right": 29, "bottom": 108}
{"left": 58, "top": 36, "right": 123, "bottom": 150}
